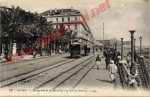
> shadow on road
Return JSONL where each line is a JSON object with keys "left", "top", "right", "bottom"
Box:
{"left": 64, "top": 56, "right": 81, "bottom": 59}
{"left": 96, "top": 79, "right": 112, "bottom": 83}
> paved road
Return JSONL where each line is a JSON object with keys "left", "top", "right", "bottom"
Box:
{"left": 0, "top": 53, "right": 121, "bottom": 90}
{"left": 0, "top": 54, "right": 69, "bottom": 82}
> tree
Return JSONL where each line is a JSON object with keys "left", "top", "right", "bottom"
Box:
{"left": 0, "top": 6, "right": 53, "bottom": 59}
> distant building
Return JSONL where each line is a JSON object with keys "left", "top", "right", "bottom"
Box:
{"left": 97, "top": 39, "right": 117, "bottom": 48}
{"left": 143, "top": 47, "right": 150, "bottom": 59}
{"left": 95, "top": 40, "right": 104, "bottom": 51}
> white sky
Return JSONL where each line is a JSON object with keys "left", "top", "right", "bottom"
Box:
{"left": 0, "top": 0, "right": 150, "bottom": 46}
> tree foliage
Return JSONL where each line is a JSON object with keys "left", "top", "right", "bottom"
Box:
{"left": 0, "top": 6, "right": 52, "bottom": 41}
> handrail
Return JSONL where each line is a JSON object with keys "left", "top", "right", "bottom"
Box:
{"left": 137, "top": 56, "right": 150, "bottom": 89}
{"left": 118, "top": 56, "right": 150, "bottom": 89}
{"left": 118, "top": 62, "right": 130, "bottom": 88}
{"left": 118, "top": 61, "right": 139, "bottom": 88}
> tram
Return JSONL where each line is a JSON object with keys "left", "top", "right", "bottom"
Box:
{"left": 70, "top": 38, "right": 91, "bottom": 58}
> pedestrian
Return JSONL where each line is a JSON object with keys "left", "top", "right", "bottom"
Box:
{"left": 96, "top": 54, "right": 101, "bottom": 61}
{"left": 105, "top": 53, "right": 110, "bottom": 69}
{"left": 116, "top": 55, "right": 121, "bottom": 67}
{"left": 96, "top": 54, "right": 101, "bottom": 70}
{"left": 108, "top": 60, "right": 118, "bottom": 84}
{"left": 126, "top": 53, "right": 131, "bottom": 69}
{"left": 114, "top": 51, "right": 118, "bottom": 65}
{"left": 128, "top": 74, "right": 138, "bottom": 89}
{"left": 126, "top": 52, "right": 131, "bottom": 62}
{"left": 33, "top": 45, "right": 38, "bottom": 58}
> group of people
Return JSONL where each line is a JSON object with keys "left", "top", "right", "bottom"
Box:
{"left": 95, "top": 48, "right": 140, "bottom": 88}
{"left": 103, "top": 48, "right": 121, "bottom": 83}
{"left": 103, "top": 48, "right": 121, "bottom": 69}
{"left": 96, "top": 48, "right": 121, "bottom": 83}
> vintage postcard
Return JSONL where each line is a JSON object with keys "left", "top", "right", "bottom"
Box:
{"left": 0, "top": 0, "right": 150, "bottom": 96}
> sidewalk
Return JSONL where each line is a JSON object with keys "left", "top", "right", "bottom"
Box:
{"left": 0, "top": 53, "right": 65, "bottom": 65}
{"left": 0, "top": 55, "right": 34, "bottom": 64}
{"left": 76, "top": 57, "right": 122, "bottom": 89}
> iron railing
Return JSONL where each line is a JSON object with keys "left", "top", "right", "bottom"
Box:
{"left": 118, "top": 56, "right": 150, "bottom": 89}
{"left": 137, "top": 56, "right": 150, "bottom": 89}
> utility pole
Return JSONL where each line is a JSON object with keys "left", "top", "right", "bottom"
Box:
{"left": 139, "top": 36, "right": 142, "bottom": 56}
{"left": 121, "top": 38, "right": 124, "bottom": 60}
{"left": 102, "top": 22, "right": 105, "bottom": 50}
{"left": 0, "top": 10, "right": 2, "bottom": 56}
{"left": 102, "top": 22, "right": 104, "bottom": 41}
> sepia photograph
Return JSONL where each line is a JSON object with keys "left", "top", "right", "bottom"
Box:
{"left": 0, "top": 0, "right": 150, "bottom": 96}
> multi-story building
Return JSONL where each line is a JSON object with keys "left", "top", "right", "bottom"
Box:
{"left": 41, "top": 9, "right": 95, "bottom": 54}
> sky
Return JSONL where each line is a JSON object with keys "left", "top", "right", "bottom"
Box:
{"left": 0, "top": 0, "right": 150, "bottom": 46}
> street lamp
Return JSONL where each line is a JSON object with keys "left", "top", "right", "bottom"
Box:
{"left": 134, "top": 38, "right": 136, "bottom": 62}
{"left": 115, "top": 40, "right": 117, "bottom": 51}
{"left": 129, "top": 30, "right": 137, "bottom": 76}
{"left": 121, "top": 38, "right": 124, "bottom": 60}
{"left": 139, "top": 36, "right": 142, "bottom": 56}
